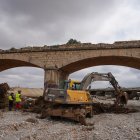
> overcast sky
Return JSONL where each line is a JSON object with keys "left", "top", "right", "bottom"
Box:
{"left": 0, "top": 0, "right": 140, "bottom": 88}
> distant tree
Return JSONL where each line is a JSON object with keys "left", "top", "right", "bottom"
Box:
{"left": 66, "top": 39, "right": 81, "bottom": 45}
{"left": 10, "top": 47, "right": 16, "bottom": 51}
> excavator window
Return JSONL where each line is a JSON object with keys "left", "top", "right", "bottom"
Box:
{"left": 63, "top": 80, "right": 81, "bottom": 90}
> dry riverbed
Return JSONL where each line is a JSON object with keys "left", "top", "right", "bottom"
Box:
{"left": 0, "top": 100, "right": 140, "bottom": 140}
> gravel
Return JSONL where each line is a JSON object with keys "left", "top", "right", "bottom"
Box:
{"left": 0, "top": 100, "right": 139, "bottom": 140}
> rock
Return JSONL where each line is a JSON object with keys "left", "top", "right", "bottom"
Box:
{"left": 26, "top": 118, "right": 38, "bottom": 123}
{"left": 82, "top": 125, "right": 94, "bottom": 131}
{"left": 13, "top": 124, "right": 18, "bottom": 131}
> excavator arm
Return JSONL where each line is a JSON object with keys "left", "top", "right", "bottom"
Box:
{"left": 80, "top": 72, "right": 128, "bottom": 106}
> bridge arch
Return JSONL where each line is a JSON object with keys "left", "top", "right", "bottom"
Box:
{"left": 0, "top": 66, "right": 44, "bottom": 88}
{"left": 0, "top": 59, "right": 42, "bottom": 72}
{"left": 60, "top": 56, "right": 140, "bottom": 74}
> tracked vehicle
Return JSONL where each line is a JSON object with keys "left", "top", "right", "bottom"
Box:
{"left": 42, "top": 72, "right": 128, "bottom": 125}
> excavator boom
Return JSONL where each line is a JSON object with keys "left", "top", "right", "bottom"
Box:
{"left": 80, "top": 72, "right": 128, "bottom": 105}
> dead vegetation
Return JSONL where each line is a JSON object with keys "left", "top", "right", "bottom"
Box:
{"left": 0, "top": 83, "right": 10, "bottom": 109}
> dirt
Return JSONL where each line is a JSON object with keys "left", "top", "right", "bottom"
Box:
{"left": 0, "top": 100, "right": 139, "bottom": 140}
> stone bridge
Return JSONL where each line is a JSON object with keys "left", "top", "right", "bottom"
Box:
{"left": 0, "top": 40, "right": 140, "bottom": 87}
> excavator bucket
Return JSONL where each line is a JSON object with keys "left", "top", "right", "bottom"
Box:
{"left": 116, "top": 92, "right": 128, "bottom": 106}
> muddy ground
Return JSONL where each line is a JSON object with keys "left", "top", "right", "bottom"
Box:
{"left": 0, "top": 100, "right": 140, "bottom": 140}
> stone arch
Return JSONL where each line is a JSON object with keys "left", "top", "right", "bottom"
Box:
{"left": 0, "top": 59, "right": 42, "bottom": 72}
{"left": 60, "top": 56, "right": 140, "bottom": 74}
{"left": 0, "top": 53, "right": 44, "bottom": 72}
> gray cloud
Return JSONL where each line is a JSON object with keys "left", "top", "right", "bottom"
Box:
{"left": 0, "top": 0, "right": 118, "bottom": 49}
{"left": 0, "top": 0, "right": 116, "bottom": 22}
{"left": 1, "top": 0, "right": 140, "bottom": 49}
{"left": 0, "top": 0, "right": 140, "bottom": 88}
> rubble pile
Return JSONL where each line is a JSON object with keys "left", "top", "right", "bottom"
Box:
{"left": 29, "top": 96, "right": 139, "bottom": 121}
{"left": 30, "top": 96, "right": 44, "bottom": 113}
{"left": 0, "top": 83, "right": 10, "bottom": 109}
{"left": 92, "top": 102, "right": 138, "bottom": 114}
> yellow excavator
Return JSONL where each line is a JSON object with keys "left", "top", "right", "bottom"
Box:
{"left": 42, "top": 72, "right": 128, "bottom": 125}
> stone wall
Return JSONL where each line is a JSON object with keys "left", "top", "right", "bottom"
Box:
{"left": 1, "top": 40, "right": 140, "bottom": 53}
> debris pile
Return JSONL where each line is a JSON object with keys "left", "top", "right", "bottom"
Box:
{"left": 29, "top": 96, "right": 139, "bottom": 125}
{"left": 92, "top": 102, "right": 138, "bottom": 114}
{"left": 0, "top": 83, "right": 10, "bottom": 109}
{"left": 30, "top": 96, "right": 44, "bottom": 113}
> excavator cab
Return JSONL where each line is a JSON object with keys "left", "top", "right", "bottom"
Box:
{"left": 44, "top": 79, "right": 93, "bottom": 104}
{"left": 64, "top": 79, "right": 81, "bottom": 90}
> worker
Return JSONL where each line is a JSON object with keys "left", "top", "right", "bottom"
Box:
{"left": 8, "top": 93, "right": 14, "bottom": 111}
{"left": 15, "top": 90, "right": 22, "bottom": 110}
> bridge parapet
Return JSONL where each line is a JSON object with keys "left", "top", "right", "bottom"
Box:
{"left": 0, "top": 40, "right": 140, "bottom": 54}
{"left": 114, "top": 40, "right": 140, "bottom": 46}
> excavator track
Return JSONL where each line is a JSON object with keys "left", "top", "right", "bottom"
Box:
{"left": 40, "top": 103, "right": 92, "bottom": 125}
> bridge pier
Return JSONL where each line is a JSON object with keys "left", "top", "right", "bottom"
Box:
{"left": 44, "top": 68, "right": 68, "bottom": 89}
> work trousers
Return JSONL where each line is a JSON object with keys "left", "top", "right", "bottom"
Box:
{"left": 9, "top": 101, "right": 14, "bottom": 111}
